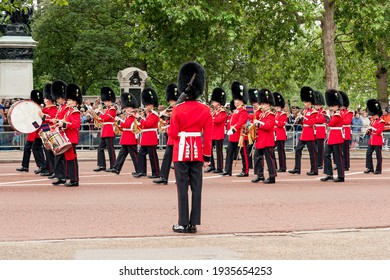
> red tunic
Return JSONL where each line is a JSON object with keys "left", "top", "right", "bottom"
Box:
{"left": 274, "top": 111, "right": 287, "bottom": 141}
{"left": 99, "top": 106, "right": 116, "bottom": 138}
{"left": 314, "top": 108, "right": 328, "bottom": 139}
{"left": 165, "top": 119, "right": 175, "bottom": 146}
{"left": 119, "top": 114, "right": 137, "bottom": 145}
{"left": 63, "top": 107, "right": 81, "bottom": 145}
{"left": 300, "top": 108, "right": 318, "bottom": 141}
{"left": 169, "top": 101, "right": 213, "bottom": 162}
{"left": 228, "top": 105, "right": 248, "bottom": 143}
{"left": 255, "top": 110, "right": 275, "bottom": 149}
{"left": 341, "top": 109, "right": 353, "bottom": 141}
{"left": 139, "top": 110, "right": 159, "bottom": 146}
{"left": 327, "top": 111, "right": 344, "bottom": 145}
{"left": 212, "top": 108, "right": 227, "bottom": 140}
{"left": 26, "top": 131, "right": 37, "bottom": 142}
{"left": 368, "top": 118, "right": 385, "bottom": 146}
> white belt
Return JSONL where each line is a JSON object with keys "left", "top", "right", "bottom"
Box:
{"left": 142, "top": 128, "right": 158, "bottom": 132}
{"left": 178, "top": 132, "right": 202, "bottom": 161}
{"left": 303, "top": 124, "right": 311, "bottom": 127}
{"left": 330, "top": 127, "right": 344, "bottom": 138}
{"left": 122, "top": 128, "right": 132, "bottom": 131}
{"left": 315, "top": 124, "right": 326, "bottom": 127}
{"left": 103, "top": 122, "right": 114, "bottom": 125}
{"left": 343, "top": 125, "right": 351, "bottom": 127}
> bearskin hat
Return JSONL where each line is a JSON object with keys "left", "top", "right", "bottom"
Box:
{"left": 211, "top": 87, "right": 227, "bottom": 105}
{"left": 30, "top": 89, "right": 43, "bottom": 105}
{"left": 339, "top": 90, "right": 349, "bottom": 108}
{"left": 141, "top": 87, "right": 159, "bottom": 107}
{"left": 314, "top": 91, "right": 325, "bottom": 106}
{"left": 300, "top": 86, "right": 315, "bottom": 103}
{"left": 273, "top": 92, "right": 285, "bottom": 108}
{"left": 231, "top": 81, "right": 248, "bottom": 104}
{"left": 325, "top": 89, "right": 343, "bottom": 107}
{"left": 165, "top": 83, "right": 179, "bottom": 102}
{"left": 51, "top": 80, "right": 67, "bottom": 100}
{"left": 258, "top": 88, "right": 275, "bottom": 106}
{"left": 121, "top": 92, "right": 138, "bottom": 109}
{"left": 248, "top": 88, "right": 259, "bottom": 105}
{"left": 177, "top": 61, "right": 205, "bottom": 100}
{"left": 43, "top": 83, "right": 53, "bottom": 101}
{"left": 66, "top": 84, "right": 83, "bottom": 105}
{"left": 101, "top": 87, "right": 116, "bottom": 103}
{"left": 366, "top": 99, "right": 383, "bottom": 117}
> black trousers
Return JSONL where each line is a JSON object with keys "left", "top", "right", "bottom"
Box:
{"left": 113, "top": 145, "right": 139, "bottom": 173}
{"left": 97, "top": 137, "right": 116, "bottom": 169}
{"left": 254, "top": 147, "right": 277, "bottom": 178}
{"left": 293, "top": 139, "right": 317, "bottom": 173}
{"left": 159, "top": 145, "right": 173, "bottom": 180}
{"left": 43, "top": 148, "right": 55, "bottom": 173}
{"left": 315, "top": 138, "right": 325, "bottom": 168}
{"left": 138, "top": 145, "right": 160, "bottom": 176}
{"left": 224, "top": 141, "right": 249, "bottom": 175}
{"left": 54, "top": 153, "right": 66, "bottom": 180}
{"left": 366, "top": 144, "right": 382, "bottom": 172}
{"left": 342, "top": 140, "right": 350, "bottom": 169}
{"left": 66, "top": 145, "right": 79, "bottom": 182}
{"left": 247, "top": 144, "right": 254, "bottom": 169}
{"left": 324, "top": 143, "right": 344, "bottom": 178}
{"left": 275, "top": 140, "right": 287, "bottom": 171}
{"left": 209, "top": 139, "right": 224, "bottom": 171}
{"left": 21, "top": 139, "right": 45, "bottom": 169}
{"left": 174, "top": 161, "right": 203, "bottom": 226}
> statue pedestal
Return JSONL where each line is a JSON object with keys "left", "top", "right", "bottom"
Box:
{"left": 0, "top": 35, "right": 37, "bottom": 99}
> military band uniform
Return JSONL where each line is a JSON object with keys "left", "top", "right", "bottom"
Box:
{"left": 40, "top": 102, "right": 57, "bottom": 175}
{"left": 96, "top": 105, "right": 117, "bottom": 170}
{"left": 341, "top": 108, "right": 353, "bottom": 170}
{"left": 314, "top": 107, "right": 328, "bottom": 169}
{"left": 274, "top": 110, "right": 287, "bottom": 172}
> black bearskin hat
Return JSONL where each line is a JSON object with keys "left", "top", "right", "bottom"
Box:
{"left": 141, "top": 87, "right": 159, "bottom": 107}
{"left": 339, "top": 91, "right": 349, "bottom": 108}
{"left": 177, "top": 61, "right": 205, "bottom": 100}
{"left": 366, "top": 99, "right": 383, "bottom": 117}
{"left": 273, "top": 92, "right": 285, "bottom": 108}
{"left": 121, "top": 92, "right": 138, "bottom": 109}
{"left": 66, "top": 84, "right": 83, "bottom": 105}
{"left": 30, "top": 89, "right": 43, "bottom": 105}
{"left": 314, "top": 91, "right": 325, "bottom": 106}
{"left": 258, "top": 88, "right": 275, "bottom": 106}
{"left": 248, "top": 88, "right": 259, "bottom": 105}
{"left": 51, "top": 80, "right": 67, "bottom": 100}
{"left": 325, "top": 89, "right": 343, "bottom": 107}
{"left": 300, "top": 86, "right": 315, "bottom": 103}
{"left": 211, "top": 87, "right": 227, "bottom": 105}
{"left": 43, "top": 83, "right": 53, "bottom": 101}
{"left": 231, "top": 81, "right": 248, "bottom": 104}
{"left": 101, "top": 87, "right": 116, "bottom": 103}
{"left": 165, "top": 83, "right": 179, "bottom": 102}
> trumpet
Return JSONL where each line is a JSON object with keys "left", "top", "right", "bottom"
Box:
{"left": 159, "top": 106, "right": 173, "bottom": 120}
{"left": 86, "top": 105, "right": 103, "bottom": 129}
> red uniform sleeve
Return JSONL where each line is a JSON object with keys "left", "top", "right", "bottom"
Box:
{"left": 275, "top": 113, "right": 287, "bottom": 128}
{"left": 233, "top": 108, "right": 248, "bottom": 132}
{"left": 139, "top": 112, "right": 159, "bottom": 129}
{"left": 99, "top": 108, "right": 116, "bottom": 122}
{"left": 213, "top": 111, "right": 227, "bottom": 125}
{"left": 66, "top": 111, "right": 81, "bottom": 129}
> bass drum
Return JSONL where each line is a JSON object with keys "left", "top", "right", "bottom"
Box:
{"left": 8, "top": 100, "right": 43, "bottom": 133}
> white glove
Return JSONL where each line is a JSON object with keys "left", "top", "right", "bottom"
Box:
{"left": 227, "top": 129, "right": 234, "bottom": 135}
{"left": 115, "top": 116, "right": 122, "bottom": 122}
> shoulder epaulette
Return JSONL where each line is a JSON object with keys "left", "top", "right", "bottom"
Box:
{"left": 334, "top": 111, "right": 341, "bottom": 117}
{"left": 151, "top": 110, "right": 159, "bottom": 117}
{"left": 379, "top": 119, "right": 386, "bottom": 123}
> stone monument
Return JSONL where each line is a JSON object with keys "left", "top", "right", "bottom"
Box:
{"left": 117, "top": 67, "right": 148, "bottom": 107}
{"left": 0, "top": 1, "right": 37, "bottom": 99}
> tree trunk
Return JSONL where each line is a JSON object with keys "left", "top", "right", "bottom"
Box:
{"left": 376, "top": 64, "right": 388, "bottom": 109}
{"left": 321, "top": 0, "right": 338, "bottom": 90}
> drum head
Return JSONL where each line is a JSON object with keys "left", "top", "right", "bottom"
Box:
{"left": 8, "top": 100, "right": 43, "bottom": 133}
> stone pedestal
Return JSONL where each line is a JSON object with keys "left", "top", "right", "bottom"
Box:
{"left": 0, "top": 35, "right": 37, "bottom": 99}
{"left": 117, "top": 67, "right": 148, "bottom": 107}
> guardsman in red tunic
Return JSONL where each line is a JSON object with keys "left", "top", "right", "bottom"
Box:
{"left": 153, "top": 84, "right": 180, "bottom": 185}
{"left": 170, "top": 62, "right": 213, "bottom": 234}
{"left": 321, "top": 89, "right": 345, "bottom": 182}
{"left": 313, "top": 91, "right": 329, "bottom": 170}
{"left": 364, "top": 99, "right": 385, "bottom": 174}
{"left": 204, "top": 87, "right": 227, "bottom": 174}
{"left": 339, "top": 91, "right": 353, "bottom": 171}
{"left": 273, "top": 92, "right": 288, "bottom": 172}
{"left": 133, "top": 88, "right": 160, "bottom": 178}
{"left": 16, "top": 89, "right": 46, "bottom": 173}
{"left": 54, "top": 84, "right": 82, "bottom": 187}
{"left": 221, "top": 81, "right": 249, "bottom": 177}
{"left": 93, "top": 87, "right": 117, "bottom": 172}
{"left": 38, "top": 83, "right": 58, "bottom": 177}
{"left": 252, "top": 89, "right": 277, "bottom": 184}
{"left": 288, "top": 86, "right": 318, "bottom": 176}
{"left": 246, "top": 88, "right": 259, "bottom": 170}
{"left": 107, "top": 93, "right": 140, "bottom": 175}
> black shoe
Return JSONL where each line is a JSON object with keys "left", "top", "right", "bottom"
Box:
{"left": 236, "top": 172, "right": 248, "bottom": 177}
{"left": 133, "top": 173, "right": 146, "bottom": 178}
{"left": 147, "top": 175, "right": 159, "bottom": 179}
{"left": 364, "top": 169, "right": 374, "bottom": 174}
{"left": 345, "top": 168, "right": 349, "bottom": 171}
{"left": 40, "top": 172, "right": 51, "bottom": 176}
{"left": 93, "top": 167, "right": 106, "bottom": 172}
{"left": 52, "top": 179, "right": 66, "bottom": 185}
{"left": 220, "top": 171, "right": 232, "bottom": 176}
{"left": 277, "top": 169, "right": 286, "bottom": 172}
{"left": 132, "top": 172, "right": 137, "bottom": 175}
{"left": 320, "top": 175, "right": 334, "bottom": 181}
{"left": 204, "top": 167, "right": 215, "bottom": 173}
{"left": 318, "top": 166, "right": 323, "bottom": 170}
{"left": 34, "top": 166, "right": 45, "bottom": 174}
{"left": 374, "top": 170, "right": 381, "bottom": 174}
{"left": 306, "top": 171, "right": 318, "bottom": 176}
{"left": 251, "top": 175, "right": 265, "bottom": 183}
{"left": 106, "top": 168, "right": 120, "bottom": 174}
{"left": 288, "top": 169, "right": 300, "bottom": 174}
{"left": 187, "top": 225, "right": 197, "bottom": 233}
{"left": 16, "top": 167, "right": 28, "bottom": 172}
{"left": 48, "top": 173, "right": 56, "bottom": 179}
{"left": 153, "top": 177, "right": 168, "bottom": 185}
{"left": 172, "top": 224, "right": 188, "bottom": 233}
{"left": 212, "top": 169, "right": 223, "bottom": 173}
{"left": 264, "top": 177, "right": 275, "bottom": 184}
{"left": 65, "top": 181, "right": 79, "bottom": 187}
{"left": 333, "top": 177, "right": 345, "bottom": 182}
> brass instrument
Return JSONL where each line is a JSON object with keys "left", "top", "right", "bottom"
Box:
{"left": 86, "top": 105, "right": 103, "bottom": 129}
{"left": 247, "top": 123, "right": 257, "bottom": 145}
{"left": 114, "top": 112, "right": 125, "bottom": 136}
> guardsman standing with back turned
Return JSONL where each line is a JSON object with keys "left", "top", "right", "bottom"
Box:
{"left": 339, "top": 91, "right": 353, "bottom": 171}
